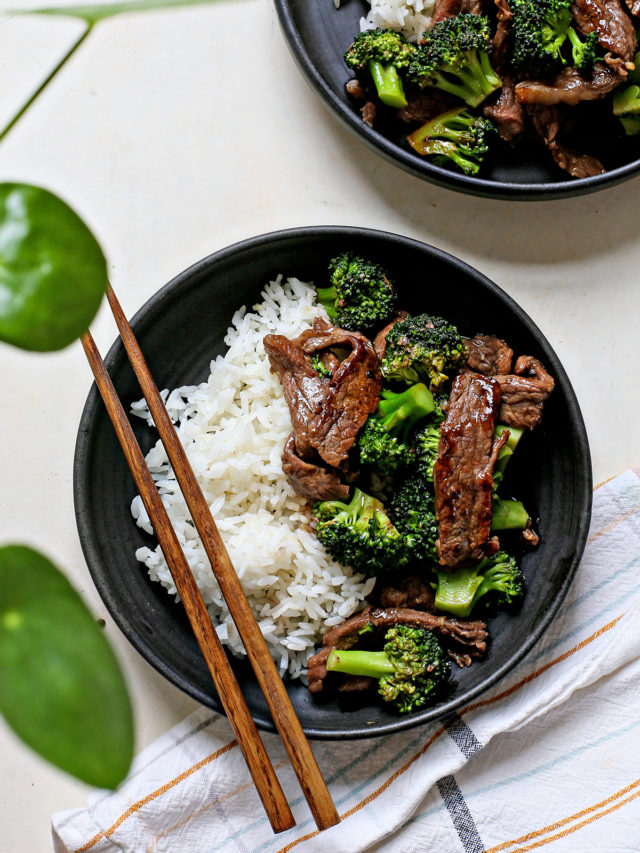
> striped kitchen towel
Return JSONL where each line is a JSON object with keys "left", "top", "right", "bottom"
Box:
{"left": 52, "top": 469, "right": 640, "bottom": 853}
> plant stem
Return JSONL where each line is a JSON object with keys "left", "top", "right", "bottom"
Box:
{"left": 0, "top": 23, "right": 92, "bottom": 143}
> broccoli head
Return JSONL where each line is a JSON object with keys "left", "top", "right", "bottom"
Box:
{"left": 613, "top": 85, "right": 640, "bottom": 136}
{"left": 511, "top": 0, "right": 577, "bottom": 73}
{"left": 566, "top": 28, "right": 599, "bottom": 74}
{"left": 407, "top": 15, "right": 502, "bottom": 108}
{"left": 357, "top": 383, "right": 435, "bottom": 475}
{"left": 433, "top": 550, "right": 524, "bottom": 617}
{"left": 317, "top": 252, "right": 398, "bottom": 333}
{"left": 326, "top": 623, "right": 450, "bottom": 713}
{"left": 381, "top": 313, "right": 467, "bottom": 389}
{"left": 407, "top": 106, "right": 497, "bottom": 175}
{"left": 313, "top": 487, "right": 408, "bottom": 576}
{"left": 389, "top": 475, "right": 439, "bottom": 563}
{"left": 344, "top": 28, "right": 415, "bottom": 108}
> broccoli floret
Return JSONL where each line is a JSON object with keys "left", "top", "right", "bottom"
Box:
{"left": 407, "top": 106, "right": 497, "bottom": 175}
{"left": 433, "top": 550, "right": 524, "bottom": 617}
{"left": 381, "top": 313, "right": 467, "bottom": 390}
{"left": 316, "top": 252, "right": 398, "bottom": 333}
{"left": 512, "top": 0, "right": 591, "bottom": 74}
{"left": 613, "top": 85, "right": 640, "bottom": 136}
{"left": 314, "top": 488, "right": 408, "bottom": 576}
{"left": 311, "top": 353, "right": 332, "bottom": 378}
{"left": 491, "top": 498, "right": 530, "bottom": 530}
{"left": 326, "top": 624, "right": 449, "bottom": 713}
{"left": 413, "top": 395, "right": 448, "bottom": 483}
{"left": 407, "top": 15, "right": 502, "bottom": 108}
{"left": 492, "top": 424, "right": 525, "bottom": 492}
{"left": 566, "top": 28, "right": 599, "bottom": 74}
{"left": 389, "top": 475, "right": 438, "bottom": 563}
{"left": 357, "top": 383, "right": 435, "bottom": 475}
{"left": 344, "top": 28, "right": 415, "bottom": 108}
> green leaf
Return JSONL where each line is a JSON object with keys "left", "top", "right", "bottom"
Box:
{"left": 0, "top": 183, "right": 107, "bottom": 351}
{"left": 13, "top": 0, "right": 231, "bottom": 25}
{"left": 0, "top": 545, "right": 134, "bottom": 788}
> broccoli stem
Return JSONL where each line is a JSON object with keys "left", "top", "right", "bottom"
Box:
{"left": 326, "top": 648, "right": 396, "bottom": 678}
{"left": 315, "top": 285, "right": 339, "bottom": 319}
{"left": 493, "top": 424, "right": 524, "bottom": 489}
{"left": 434, "top": 566, "right": 484, "bottom": 617}
{"left": 368, "top": 60, "right": 408, "bottom": 108}
{"left": 378, "top": 384, "right": 435, "bottom": 434}
{"left": 433, "top": 52, "right": 501, "bottom": 107}
{"left": 491, "top": 498, "right": 530, "bottom": 530}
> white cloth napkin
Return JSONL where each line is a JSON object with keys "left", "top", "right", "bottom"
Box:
{"left": 52, "top": 469, "right": 640, "bottom": 853}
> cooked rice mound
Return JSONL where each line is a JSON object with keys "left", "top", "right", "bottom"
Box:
{"left": 359, "top": 0, "right": 435, "bottom": 42}
{"left": 130, "top": 276, "right": 375, "bottom": 679}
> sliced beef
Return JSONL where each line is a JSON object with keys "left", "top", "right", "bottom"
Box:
{"left": 571, "top": 0, "right": 637, "bottom": 61}
{"left": 361, "top": 101, "right": 377, "bottom": 128}
{"left": 483, "top": 77, "right": 526, "bottom": 143}
{"left": 378, "top": 575, "right": 436, "bottom": 611}
{"left": 373, "top": 310, "right": 409, "bottom": 359}
{"left": 307, "top": 605, "right": 489, "bottom": 693}
{"left": 434, "top": 373, "right": 507, "bottom": 567}
{"left": 431, "top": 0, "right": 485, "bottom": 23}
{"left": 495, "top": 355, "right": 555, "bottom": 429}
{"left": 264, "top": 330, "right": 329, "bottom": 459}
{"left": 464, "top": 334, "right": 514, "bottom": 375}
{"left": 266, "top": 318, "right": 382, "bottom": 470}
{"left": 491, "top": 0, "right": 513, "bottom": 73}
{"left": 515, "top": 62, "right": 622, "bottom": 106}
{"left": 396, "top": 90, "right": 458, "bottom": 124}
{"left": 281, "top": 434, "right": 349, "bottom": 501}
{"left": 346, "top": 79, "right": 367, "bottom": 102}
{"left": 527, "top": 104, "right": 606, "bottom": 177}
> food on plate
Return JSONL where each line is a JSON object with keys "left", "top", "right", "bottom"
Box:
{"left": 131, "top": 253, "right": 553, "bottom": 715}
{"left": 342, "top": 0, "right": 640, "bottom": 177}
{"left": 266, "top": 252, "right": 554, "bottom": 712}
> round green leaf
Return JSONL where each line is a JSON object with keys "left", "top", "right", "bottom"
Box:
{"left": 0, "top": 183, "right": 107, "bottom": 351}
{"left": 0, "top": 545, "right": 134, "bottom": 788}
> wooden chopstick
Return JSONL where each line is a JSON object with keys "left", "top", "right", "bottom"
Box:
{"left": 104, "top": 284, "right": 340, "bottom": 832}
{"left": 81, "top": 329, "right": 295, "bottom": 835}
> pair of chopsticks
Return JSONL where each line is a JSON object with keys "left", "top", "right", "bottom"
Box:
{"left": 81, "top": 284, "right": 340, "bottom": 835}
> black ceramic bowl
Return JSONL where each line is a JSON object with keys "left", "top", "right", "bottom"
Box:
{"left": 74, "top": 226, "right": 592, "bottom": 738}
{"left": 274, "top": 0, "right": 640, "bottom": 199}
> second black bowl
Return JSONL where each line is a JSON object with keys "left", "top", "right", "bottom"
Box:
{"left": 275, "top": 0, "right": 640, "bottom": 199}
{"left": 74, "top": 226, "right": 592, "bottom": 738}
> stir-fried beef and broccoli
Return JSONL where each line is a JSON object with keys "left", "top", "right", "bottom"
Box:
{"left": 342, "top": 0, "right": 640, "bottom": 178}
{"left": 264, "top": 253, "right": 554, "bottom": 714}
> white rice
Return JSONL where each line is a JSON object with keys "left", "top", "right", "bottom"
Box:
{"left": 353, "top": 0, "right": 436, "bottom": 43}
{"left": 130, "top": 276, "right": 376, "bottom": 680}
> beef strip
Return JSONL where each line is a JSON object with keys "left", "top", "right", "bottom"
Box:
{"left": 346, "top": 79, "right": 367, "bottom": 102}
{"left": 571, "top": 0, "right": 637, "bottom": 62}
{"left": 483, "top": 77, "right": 526, "bottom": 143}
{"left": 378, "top": 575, "right": 436, "bottom": 611}
{"left": 266, "top": 318, "right": 382, "bottom": 469}
{"left": 281, "top": 434, "right": 349, "bottom": 501}
{"left": 527, "top": 104, "right": 606, "bottom": 177}
{"left": 515, "top": 62, "right": 622, "bottom": 106}
{"left": 434, "top": 373, "right": 506, "bottom": 567}
{"left": 431, "top": 0, "right": 485, "bottom": 23}
{"left": 491, "top": 0, "right": 513, "bottom": 73}
{"left": 307, "top": 605, "right": 488, "bottom": 693}
{"left": 373, "top": 310, "right": 409, "bottom": 359}
{"left": 361, "top": 101, "right": 377, "bottom": 128}
{"left": 464, "top": 333, "right": 514, "bottom": 375}
{"left": 263, "top": 330, "right": 329, "bottom": 460}
{"left": 396, "top": 90, "right": 458, "bottom": 124}
{"left": 495, "top": 355, "right": 555, "bottom": 429}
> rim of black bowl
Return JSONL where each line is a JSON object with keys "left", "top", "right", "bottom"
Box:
{"left": 74, "top": 226, "right": 592, "bottom": 739}
{"left": 274, "top": 0, "right": 640, "bottom": 200}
